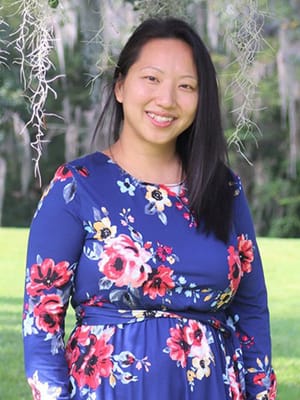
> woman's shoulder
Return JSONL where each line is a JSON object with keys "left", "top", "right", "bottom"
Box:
{"left": 48, "top": 152, "right": 110, "bottom": 186}
{"left": 63, "top": 152, "right": 110, "bottom": 177}
{"left": 68, "top": 151, "right": 108, "bottom": 169}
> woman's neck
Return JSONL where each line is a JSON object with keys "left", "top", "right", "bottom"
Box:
{"left": 103, "top": 139, "right": 183, "bottom": 185}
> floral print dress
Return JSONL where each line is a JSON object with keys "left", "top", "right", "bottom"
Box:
{"left": 23, "top": 152, "right": 277, "bottom": 400}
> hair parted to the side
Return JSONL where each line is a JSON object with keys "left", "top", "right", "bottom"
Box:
{"left": 93, "top": 17, "right": 234, "bottom": 243}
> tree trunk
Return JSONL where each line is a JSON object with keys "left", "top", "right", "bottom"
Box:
{"left": 0, "top": 157, "right": 7, "bottom": 226}
{"left": 12, "top": 113, "right": 32, "bottom": 196}
{"left": 277, "top": 20, "right": 300, "bottom": 178}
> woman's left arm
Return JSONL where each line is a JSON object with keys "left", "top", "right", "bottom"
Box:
{"left": 226, "top": 176, "right": 277, "bottom": 400}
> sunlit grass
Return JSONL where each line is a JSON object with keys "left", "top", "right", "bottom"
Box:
{"left": 0, "top": 229, "right": 299, "bottom": 399}
{"left": 259, "top": 238, "right": 300, "bottom": 399}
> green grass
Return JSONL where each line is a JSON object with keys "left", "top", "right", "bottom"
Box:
{"left": 0, "top": 228, "right": 299, "bottom": 399}
{"left": 259, "top": 238, "right": 300, "bottom": 399}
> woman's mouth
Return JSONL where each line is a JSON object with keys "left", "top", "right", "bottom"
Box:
{"left": 146, "top": 112, "right": 176, "bottom": 126}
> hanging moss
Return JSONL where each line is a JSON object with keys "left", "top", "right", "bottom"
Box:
{"left": 131, "top": 0, "right": 190, "bottom": 20}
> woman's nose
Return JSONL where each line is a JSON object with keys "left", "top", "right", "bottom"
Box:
{"left": 155, "top": 82, "right": 176, "bottom": 109}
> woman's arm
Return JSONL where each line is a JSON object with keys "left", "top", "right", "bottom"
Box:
{"left": 226, "top": 175, "right": 277, "bottom": 400}
{"left": 23, "top": 166, "right": 85, "bottom": 399}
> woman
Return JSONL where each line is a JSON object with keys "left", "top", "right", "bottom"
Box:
{"left": 23, "top": 17, "right": 277, "bottom": 399}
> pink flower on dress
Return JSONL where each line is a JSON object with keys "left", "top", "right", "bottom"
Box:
{"left": 166, "top": 324, "right": 191, "bottom": 368}
{"left": 143, "top": 265, "right": 175, "bottom": 300}
{"left": 228, "top": 365, "right": 244, "bottom": 400}
{"left": 26, "top": 258, "right": 72, "bottom": 297}
{"left": 227, "top": 235, "right": 254, "bottom": 293}
{"left": 253, "top": 372, "right": 267, "bottom": 386}
{"left": 269, "top": 371, "right": 277, "bottom": 400}
{"left": 166, "top": 321, "right": 211, "bottom": 368}
{"left": 71, "top": 333, "right": 114, "bottom": 389}
{"left": 227, "top": 246, "right": 243, "bottom": 292}
{"left": 53, "top": 165, "right": 73, "bottom": 181}
{"left": 185, "top": 320, "right": 203, "bottom": 347}
{"left": 237, "top": 234, "right": 254, "bottom": 273}
{"left": 184, "top": 320, "right": 212, "bottom": 360}
{"left": 98, "top": 234, "right": 152, "bottom": 288}
{"left": 34, "top": 294, "right": 64, "bottom": 334}
{"left": 155, "top": 244, "right": 173, "bottom": 261}
{"left": 53, "top": 165, "right": 89, "bottom": 182}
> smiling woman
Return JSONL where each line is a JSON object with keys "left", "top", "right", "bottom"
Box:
{"left": 112, "top": 38, "right": 198, "bottom": 180}
{"left": 22, "top": 17, "right": 277, "bottom": 400}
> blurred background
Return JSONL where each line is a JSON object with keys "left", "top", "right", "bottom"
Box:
{"left": 0, "top": 2, "right": 299, "bottom": 399}
{"left": 0, "top": 0, "right": 299, "bottom": 235}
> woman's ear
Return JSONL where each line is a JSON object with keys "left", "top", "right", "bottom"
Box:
{"left": 114, "top": 76, "right": 124, "bottom": 103}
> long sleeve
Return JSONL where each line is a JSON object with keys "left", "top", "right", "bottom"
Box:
{"left": 226, "top": 176, "right": 277, "bottom": 399}
{"left": 23, "top": 166, "right": 85, "bottom": 399}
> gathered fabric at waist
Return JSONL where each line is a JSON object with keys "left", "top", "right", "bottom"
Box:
{"left": 75, "top": 303, "right": 232, "bottom": 338}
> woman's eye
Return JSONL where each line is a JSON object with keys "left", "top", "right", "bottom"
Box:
{"left": 144, "top": 75, "right": 158, "bottom": 83}
{"left": 180, "top": 84, "right": 195, "bottom": 91}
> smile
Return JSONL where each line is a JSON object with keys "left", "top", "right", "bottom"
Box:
{"left": 146, "top": 112, "right": 175, "bottom": 123}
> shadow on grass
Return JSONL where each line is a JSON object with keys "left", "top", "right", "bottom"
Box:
{"left": 0, "top": 329, "right": 31, "bottom": 399}
{"left": 0, "top": 296, "right": 23, "bottom": 306}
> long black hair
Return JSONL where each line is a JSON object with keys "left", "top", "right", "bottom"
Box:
{"left": 93, "top": 17, "right": 234, "bottom": 243}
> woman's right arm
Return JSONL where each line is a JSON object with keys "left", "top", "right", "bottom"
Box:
{"left": 23, "top": 165, "right": 85, "bottom": 399}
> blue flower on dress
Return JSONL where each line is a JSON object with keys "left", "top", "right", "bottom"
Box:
{"left": 117, "top": 178, "right": 136, "bottom": 196}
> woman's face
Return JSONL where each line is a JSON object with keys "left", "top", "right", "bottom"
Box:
{"left": 115, "top": 38, "right": 198, "bottom": 151}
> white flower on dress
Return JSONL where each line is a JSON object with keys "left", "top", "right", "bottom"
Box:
{"left": 28, "top": 371, "right": 62, "bottom": 400}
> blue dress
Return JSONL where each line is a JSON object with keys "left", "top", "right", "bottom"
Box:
{"left": 23, "top": 152, "right": 277, "bottom": 400}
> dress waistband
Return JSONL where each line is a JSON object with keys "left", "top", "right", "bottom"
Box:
{"left": 75, "top": 304, "right": 232, "bottom": 338}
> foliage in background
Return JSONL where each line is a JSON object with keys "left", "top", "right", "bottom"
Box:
{"left": 0, "top": 7, "right": 8, "bottom": 67}
{"left": 213, "top": 0, "right": 268, "bottom": 162}
{"left": 12, "top": 0, "right": 63, "bottom": 183}
{"left": 130, "top": 0, "right": 190, "bottom": 20}
{"left": 0, "top": 0, "right": 299, "bottom": 236}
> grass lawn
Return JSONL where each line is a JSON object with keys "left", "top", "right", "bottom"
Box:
{"left": 0, "top": 228, "right": 299, "bottom": 399}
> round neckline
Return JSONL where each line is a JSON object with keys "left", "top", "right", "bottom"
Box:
{"left": 163, "top": 181, "right": 184, "bottom": 188}
{"left": 98, "top": 151, "right": 186, "bottom": 189}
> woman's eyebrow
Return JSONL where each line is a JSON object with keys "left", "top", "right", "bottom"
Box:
{"left": 139, "top": 66, "right": 197, "bottom": 80}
